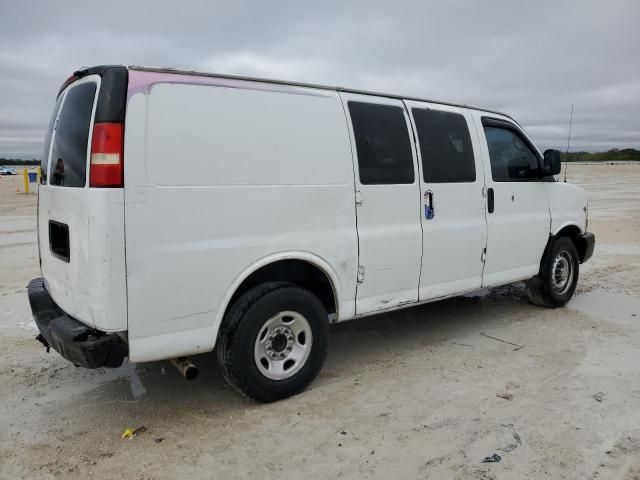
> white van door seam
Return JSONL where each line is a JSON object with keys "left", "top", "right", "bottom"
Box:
{"left": 468, "top": 111, "right": 490, "bottom": 282}
{"left": 337, "top": 91, "right": 363, "bottom": 310}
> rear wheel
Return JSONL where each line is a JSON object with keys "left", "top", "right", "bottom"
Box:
{"left": 526, "top": 236, "right": 579, "bottom": 308}
{"left": 217, "top": 282, "right": 329, "bottom": 402}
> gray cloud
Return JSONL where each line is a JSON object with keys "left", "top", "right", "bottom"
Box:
{"left": 1, "top": 0, "right": 638, "bottom": 158}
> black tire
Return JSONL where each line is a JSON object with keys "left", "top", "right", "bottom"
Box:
{"left": 526, "top": 236, "right": 579, "bottom": 308}
{"left": 216, "top": 282, "right": 329, "bottom": 402}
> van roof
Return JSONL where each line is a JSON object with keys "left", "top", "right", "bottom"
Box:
{"left": 127, "top": 65, "right": 517, "bottom": 123}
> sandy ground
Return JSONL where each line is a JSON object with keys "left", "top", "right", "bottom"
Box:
{"left": 1, "top": 165, "right": 640, "bottom": 479}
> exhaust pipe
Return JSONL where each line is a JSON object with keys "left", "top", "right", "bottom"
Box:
{"left": 170, "top": 357, "right": 199, "bottom": 380}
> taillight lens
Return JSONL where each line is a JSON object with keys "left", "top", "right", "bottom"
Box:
{"left": 90, "top": 122, "right": 123, "bottom": 187}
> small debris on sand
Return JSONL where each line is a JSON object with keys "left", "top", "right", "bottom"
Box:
{"left": 513, "top": 432, "right": 522, "bottom": 444}
{"left": 121, "top": 426, "right": 147, "bottom": 439}
{"left": 497, "top": 392, "right": 514, "bottom": 401}
{"left": 482, "top": 453, "right": 501, "bottom": 463}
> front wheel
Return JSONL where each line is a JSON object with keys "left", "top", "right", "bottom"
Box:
{"left": 217, "top": 282, "right": 329, "bottom": 402}
{"left": 526, "top": 236, "right": 579, "bottom": 308}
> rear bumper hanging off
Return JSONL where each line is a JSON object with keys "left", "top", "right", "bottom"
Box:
{"left": 27, "top": 278, "right": 127, "bottom": 368}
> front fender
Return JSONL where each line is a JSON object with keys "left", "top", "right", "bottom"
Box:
{"left": 549, "top": 182, "right": 588, "bottom": 235}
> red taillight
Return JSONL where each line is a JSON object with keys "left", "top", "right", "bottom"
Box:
{"left": 90, "top": 122, "right": 123, "bottom": 187}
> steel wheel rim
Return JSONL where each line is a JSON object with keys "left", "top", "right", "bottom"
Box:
{"left": 551, "top": 251, "right": 574, "bottom": 295}
{"left": 254, "top": 311, "right": 313, "bottom": 381}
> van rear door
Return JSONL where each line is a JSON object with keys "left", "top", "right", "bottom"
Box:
{"left": 38, "top": 67, "right": 128, "bottom": 333}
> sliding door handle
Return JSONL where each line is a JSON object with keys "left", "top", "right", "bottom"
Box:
{"left": 487, "top": 188, "right": 494, "bottom": 214}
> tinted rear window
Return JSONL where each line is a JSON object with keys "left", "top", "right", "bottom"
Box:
{"left": 412, "top": 108, "right": 475, "bottom": 183}
{"left": 348, "top": 101, "right": 414, "bottom": 185}
{"left": 42, "top": 95, "right": 63, "bottom": 184}
{"left": 49, "top": 82, "right": 97, "bottom": 187}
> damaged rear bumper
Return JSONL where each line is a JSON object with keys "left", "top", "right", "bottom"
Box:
{"left": 27, "top": 278, "right": 127, "bottom": 368}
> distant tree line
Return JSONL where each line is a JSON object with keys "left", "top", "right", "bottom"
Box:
{"left": 0, "top": 158, "right": 40, "bottom": 166}
{"left": 3, "top": 148, "right": 639, "bottom": 165}
{"left": 560, "top": 148, "right": 640, "bottom": 162}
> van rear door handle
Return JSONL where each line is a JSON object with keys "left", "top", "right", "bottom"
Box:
{"left": 424, "top": 190, "right": 434, "bottom": 219}
{"left": 487, "top": 188, "right": 494, "bottom": 214}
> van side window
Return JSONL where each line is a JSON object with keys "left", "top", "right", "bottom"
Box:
{"left": 412, "top": 109, "right": 475, "bottom": 183}
{"left": 49, "top": 82, "right": 97, "bottom": 187}
{"left": 484, "top": 126, "right": 541, "bottom": 182}
{"left": 348, "top": 101, "right": 414, "bottom": 185}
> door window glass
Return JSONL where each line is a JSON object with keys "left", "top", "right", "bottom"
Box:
{"left": 348, "top": 101, "right": 414, "bottom": 185}
{"left": 49, "top": 82, "right": 97, "bottom": 187}
{"left": 412, "top": 108, "right": 475, "bottom": 183}
{"left": 484, "top": 126, "right": 540, "bottom": 182}
{"left": 42, "top": 95, "right": 64, "bottom": 184}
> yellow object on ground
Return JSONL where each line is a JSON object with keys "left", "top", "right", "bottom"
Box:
{"left": 23, "top": 168, "right": 29, "bottom": 194}
{"left": 121, "top": 426, "right": 147, "bottom": 439}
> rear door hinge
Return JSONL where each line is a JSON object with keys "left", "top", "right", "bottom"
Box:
{"left": 355, "top": 190, "right": 363, "bottom": 206}
{"left": 357, "top": 265, "right": 365, "bottom": 283}
{"left": 481, "top": 248, "right": 487, "bottom": 263}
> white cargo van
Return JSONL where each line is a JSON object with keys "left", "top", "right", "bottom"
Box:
{"left": 29, "top": 65, "right": 595, "bottom": 402}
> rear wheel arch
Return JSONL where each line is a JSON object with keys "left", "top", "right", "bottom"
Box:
{"left": 213, "top": 254, "right": 340, "bottom": 343}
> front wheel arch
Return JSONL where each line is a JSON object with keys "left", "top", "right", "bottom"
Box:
{"left": 541, "top": 224, "right": 589, "bottom": 269}
{"left": 527, "top": 236, "right": 580, "bottom": 308}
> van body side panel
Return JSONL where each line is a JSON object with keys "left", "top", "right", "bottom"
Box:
{"left": 124, "top": 78, "right": 357, "bottom": 362}
{"left": 39, "top": 74, "right": 127, "bottom": 332}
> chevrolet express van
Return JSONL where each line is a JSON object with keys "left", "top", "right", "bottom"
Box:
{"left": 29, "top": 65, "right": 595, "bottom": 402}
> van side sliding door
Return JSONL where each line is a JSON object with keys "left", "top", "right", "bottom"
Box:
{"left": 405, "top": 101, "right": 488, "bottom": 300}
{"left": 340, "top": 93, "right": 422, "bottom": 315}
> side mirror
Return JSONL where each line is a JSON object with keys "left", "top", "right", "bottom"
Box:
{"left": 543, "top": 149, "right": 561, "bottom": 176}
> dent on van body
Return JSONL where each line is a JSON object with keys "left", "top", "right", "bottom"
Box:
{"left": 40, "top": 187, "right": 128, "bottom": 333}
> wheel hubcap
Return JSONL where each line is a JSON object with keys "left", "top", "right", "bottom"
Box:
{"left": 551, "top": 251, "right": 574, "bottom": 295}
{"left": 254, "top": 311, "right": 312, "bottom": 380}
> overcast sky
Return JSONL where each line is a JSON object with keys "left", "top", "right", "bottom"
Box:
{"left": 1, "top": 0, "right": 639, "bottom": 158}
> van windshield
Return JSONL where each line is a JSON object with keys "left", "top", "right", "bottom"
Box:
{"left": 49, "top": 82, "right": 97, "bottom": 187}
